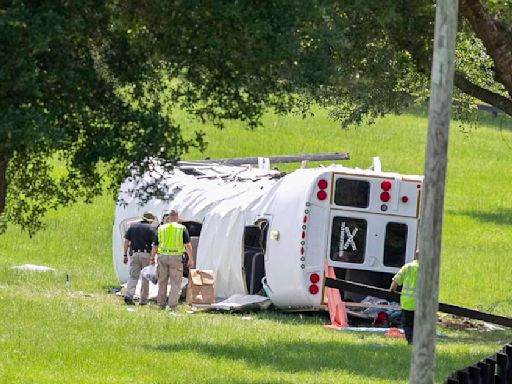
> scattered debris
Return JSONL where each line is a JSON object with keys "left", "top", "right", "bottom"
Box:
{"left": 11, "top": 264, "right": 56, "bottom": 272}
{"left": 385, "top": 328, "right": 405, "bottom": 338}
{"left": 141, "top": 265, "right": 157, "bottom": 285}
{"left": 241, "top": 316, "right": 252, "bottom": 321}
{"left": 126, "top": 308, "right": 135, "bottom": 312}
{"left": 106, "top": 287, "right": 122, "bottom": 294}
{"left": 437, "top": 313, "right": 494, "bottom": 331}
{"left": 208, "top": 294, "right": 271, "bottom": 312}
{"left": 482, "top": 322, "right": 506, "bottom": 332}
{"left": 0, "top": 283, "right": 8, "bottom": 289}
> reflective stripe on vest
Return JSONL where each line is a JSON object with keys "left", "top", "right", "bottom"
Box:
{"left": 158, "top": 223, "right": 185, "bottom": 256}
{"left": 400, "top": 261, "right": 418, "bottom": 311}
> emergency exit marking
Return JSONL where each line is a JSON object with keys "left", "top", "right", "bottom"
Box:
{"left": 339, "top": 222, "right": 358, "bottom": 252}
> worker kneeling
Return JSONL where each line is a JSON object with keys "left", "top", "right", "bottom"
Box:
{"left": 390, "top": 253, "right": 419, "bottom": 344}
{"left": 151, "top": 210, "right": 193, "bottom": 310}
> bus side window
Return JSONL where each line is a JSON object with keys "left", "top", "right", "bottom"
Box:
{"left": 383, "top": 222, "right": 408, "bottom": 267}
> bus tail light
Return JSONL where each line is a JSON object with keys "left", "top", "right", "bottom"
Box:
{"left": 381, "top": 180, "right": 392, "bottom": 191}
{"left": 317, "top": 179, "right": 328, "bottom": 190}
{"left": 317, "top": 190, "right": 327, "bottom": 200}
{"left": 316, "top": 178, "right": 329, "bottom": 201}
{"left": 380, "top": 191, "right": 390, "bottom": 202}
{"left": 309, "top": 284, "right": 319, "bottom": 295}
{"left": 309, "top": 273, "right": 320, "bottom": 284}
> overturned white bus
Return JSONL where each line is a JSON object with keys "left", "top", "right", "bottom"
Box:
{"left": 113, "top": 157, "right": 423, "bottom": 310}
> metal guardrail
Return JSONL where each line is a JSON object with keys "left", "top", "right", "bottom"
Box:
{"left": 324, "top": 278, "right": 512, "bottom": 328}
{"left": 446, "top": 343, "right": 512, "bottom": 384}
{"left": 178, "top": 152, "right": 350, "bottom": 166}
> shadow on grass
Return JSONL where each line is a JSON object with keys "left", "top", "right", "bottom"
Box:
{"left": 472, "top": 113, "right": 512, "bottom": 132}
{"left": 213, "top": 308, "right": 331, "bottom": 325}
{"left": 146, "top": 337, "right": 473, "bottom": 382}
{"left": 447, "top": 208, "right": 512, "bottom": 226}
{"left": 438, "top": 328, "right": 512, "bottom": 345}
{"left": 403, "top": 105, "right": 512, "bottom": 132}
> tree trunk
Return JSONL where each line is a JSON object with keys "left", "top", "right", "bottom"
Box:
{"left": 0, "top": 151, "right": 8, "bottom": 217}
{"left": 459, "top": 0, "right": 512, "bottom": 98}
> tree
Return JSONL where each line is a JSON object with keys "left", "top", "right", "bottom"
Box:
{"left": 118, "top": 0, "right": 512, "bottom": 125}
{"left": 0, "top": 0, "right": 341, "bottom": 233}
{"left": 0, "top": 1, "right": 206, "bottom": 234}
{"left": 2, "top": 0, "right": 511, "bottom": 234}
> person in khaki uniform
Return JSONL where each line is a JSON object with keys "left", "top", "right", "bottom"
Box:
{"left": 123, "top": 211, "right": 157, "bottom": 305}
{"left": 151, "top": 210, "right": 193, "bottom": 310}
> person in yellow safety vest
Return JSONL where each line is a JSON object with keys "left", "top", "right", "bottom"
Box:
{"left": 151, "top": 209, "right": 193, "bottom": 310}
{"left": 390, "top": 254, "right": 419, "bottom": 344}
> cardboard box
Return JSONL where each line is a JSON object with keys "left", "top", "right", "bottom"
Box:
{"left": 186, "top": 269, "right": 215, "bottom": 305}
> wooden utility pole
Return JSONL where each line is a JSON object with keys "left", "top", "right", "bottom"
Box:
{"left": 410, "top": 1, "right": 458, "bottom": 384}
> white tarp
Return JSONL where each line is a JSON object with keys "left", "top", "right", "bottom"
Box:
{"left": 209, "top": 294, "right": 271, "bottom": 311}
{"left": 11, "top": 264, "right": 56, "bottom": 272}
{"left": 113, "top": 163, "right": 283, "bottom": 299}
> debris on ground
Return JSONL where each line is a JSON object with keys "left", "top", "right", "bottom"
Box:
{"left": 211, "top": 294, "right": 270, "bottom": 311}
{"left": 106, "top": 287, "right": 122, "bottom": 294}
{"left": 11, "top": 264, "right": 56, "bottom": 272}
{"left": 437, "top": 313, "right": 505, "bottom": 331}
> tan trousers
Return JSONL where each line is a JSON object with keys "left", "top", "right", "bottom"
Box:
{"left": 157, "top": 255, "right": 183, "bottom": 309}
{"left": 126, "top": 252, "right": 150, "bottom": 304}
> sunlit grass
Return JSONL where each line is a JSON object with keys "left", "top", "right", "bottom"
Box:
{"left": 0, "top": 108, "right": 511, "bottom": 383}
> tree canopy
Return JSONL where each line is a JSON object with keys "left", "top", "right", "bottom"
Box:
{"left": 1, "top": 0, "right": 511, "bottom": 233}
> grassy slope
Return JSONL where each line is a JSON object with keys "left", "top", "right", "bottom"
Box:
{"left": 0, "top": 109, "right": 511, "bottom": 383}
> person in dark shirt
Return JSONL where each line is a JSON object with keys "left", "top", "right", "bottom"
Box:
{"left": 123, "top": 211, "right": 157, "bottom": 305}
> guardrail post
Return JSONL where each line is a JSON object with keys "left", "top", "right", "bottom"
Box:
{"left": 496, "top": 353, "right": 508, "bottom": 384}
{"left": 477, "top": 361, "right": 492, "bottom": 384}
{"left": 505, "top": 345, "right": 512, "bottom": 383}
{"left": 457, "top": 369, "right": 470, "bottom": 384}
{"left": 469, "top": 365, "right": 482, "bottom": 384}
{"left": 486, "top": 357, "right": 497, "bottom": 384}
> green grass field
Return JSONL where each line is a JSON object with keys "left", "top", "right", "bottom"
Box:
{"left": 1, "top": 108, "right": 511, "bottom": 383}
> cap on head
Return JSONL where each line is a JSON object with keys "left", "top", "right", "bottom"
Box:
{"left": 142, "top": 211, "right": 156, "bottom": 223}
{"left": 165, "top": 209, "right": 179, "bottom": 217}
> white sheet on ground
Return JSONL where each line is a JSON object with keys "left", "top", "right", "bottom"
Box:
{"left": 11, "top": 264, "right": 56, "bottom": 272}
{"left": 209, "top": 294, "right": 271, "bottom": 311}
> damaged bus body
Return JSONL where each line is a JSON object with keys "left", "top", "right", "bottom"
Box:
{"left": 113, "top": 156, "right": 423, "bottom": 310}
